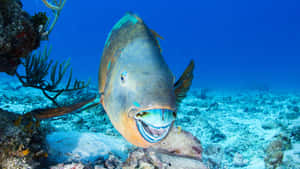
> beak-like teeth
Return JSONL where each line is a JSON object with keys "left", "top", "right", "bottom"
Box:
{"left": 135, "top": 109, "right": 175, "bottom": 143}
{"left": 142, "top": 121, "right": 168, "bottom": 137}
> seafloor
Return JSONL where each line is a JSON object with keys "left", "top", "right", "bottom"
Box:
{"left": 0, "top": 74, "right": 299, "bottom": 169}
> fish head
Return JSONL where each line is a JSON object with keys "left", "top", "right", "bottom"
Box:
{"left": 102, "top": 38, "right": 177, "bottom": 147}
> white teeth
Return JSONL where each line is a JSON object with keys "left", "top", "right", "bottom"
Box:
{"left": 140, "top": 120, "right": 171, "bottom": 138}
{"left": 135, "top": 109, "right": 175, "bottom": 143}
{"left": 136, "top": 119, "right": 172, "bottom": 143}
{"left": 144, "top": 123, "right": 167, "bottom": 137}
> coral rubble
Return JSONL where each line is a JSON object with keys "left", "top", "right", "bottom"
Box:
{"left": 0, "top": 108, "right": 47, "bottom": 169}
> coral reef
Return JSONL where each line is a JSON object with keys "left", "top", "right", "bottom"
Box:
{"left": 0, "top": 108, "right": 47, "bottom": 169}
{"left": 0, "top": 0, "right": 41, "bottom": 75}
{"left": 0, "top": 0, "right": 66, "bottom": 76}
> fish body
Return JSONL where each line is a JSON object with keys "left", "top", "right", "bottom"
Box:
{"left": 99, "top": 12, "right": 194, "bottom": 147}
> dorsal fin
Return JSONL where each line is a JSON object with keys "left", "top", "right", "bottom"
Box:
{"left": 150, "top": 29, "right": 164, "bottom": 53}
{"left": 150, "top": 29, "right": 164, "bottom": 40}
{"left": 174, "top": 60, "right": 195, "bottom": 104}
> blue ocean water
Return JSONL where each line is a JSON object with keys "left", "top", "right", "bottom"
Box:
{"left": 1, "top": 1, "right": 300, "bottom": 168}
{"left": 21, "top": 0, "right": 300, "bottom": 89}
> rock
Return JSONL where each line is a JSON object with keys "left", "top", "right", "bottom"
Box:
{"left": 207, "top": 102, "right": 219, "bottom": 111}
{"left": 104, "top": 154, "right": 122, "bottom": 169}
{"left": 157, "top": 152, "right": 208, "bottom": 169}
{"left": 291, "top": 126, "right": 300, "bottom": 141}
{"left": 292, "top": 106, "right": 299, "bottom": 113}
{"left": 151, "top": 127, "right": 203, "bottom": 160}
{"left": 274, "top": 133, "right": 292, "bottom": 151}
{"left": 233, "top": 153, "right": 248, "bottom": 167}
{"left": 123, "top": 148, "right": 208, "bottom": 169}
{"left": 261, "top": 119, "right": 278, "bottom": 129}
{"left": 265, "top": 151, "right": 283, "bottom": 169}
{"left": 282, "top": 143, "right": 300, "bottom": 169}
{"left": 211, "top": 128, "right": 226, "bottom": 143}
{"left": 94, "top": 165, "right": 106, "bottom": 169}
{"left": 285, "top": 112, "right": 299, "bottom": 120}
{"left": 46, "top": 132, "right": 131, "bottom": 163}
{"left": 50, "top": 163, "right": 85, "bottom": 169}
{"left": 264, "top": 133, "right": 292, "bottom": 169}
{"left": 204, "top": 144, "right": 223, "bottom": 169}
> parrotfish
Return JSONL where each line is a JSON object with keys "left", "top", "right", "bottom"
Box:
{"left": 98, "top": 12, "right": 194, "bottom": 147}
{"left": 27, "top": 12, "right": 194, "bottom": 148}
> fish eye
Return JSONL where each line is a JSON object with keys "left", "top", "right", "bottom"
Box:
{"left": 121, "top": 71, "right": 127, "bottom": 82}
{"left": 173, "top": 112, "right": 177, "bottom": 118}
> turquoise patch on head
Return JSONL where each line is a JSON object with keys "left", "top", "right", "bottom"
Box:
{"left": 107, "top": 61, "right": 111, "bottom": 71}
{"left": 133, "top": 101, "right": 141, "bottom": 107}
{"left": 104, "top": 30, "right": 112, "bottom": 47}
{"left": 112, "top": 13, "right": 139, "bottom": 31}
{"left": 121, "top": 71, "right": 127, "bottom": 77}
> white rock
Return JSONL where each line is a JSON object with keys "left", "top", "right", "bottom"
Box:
{"left": 50, "top": 163, "right": 85, "bottom": 169}
{"left": 46, "top": 132, "right": 132, "bottom": 163}
{"left": 233, "top": 153, "right": 248, "bottom": 167}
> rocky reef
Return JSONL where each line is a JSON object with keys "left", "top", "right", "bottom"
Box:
{"left": 0, "top": 0, "right": 43, "bottom": 75}
{"left": 0, "top": 108, "right": 47, "bottom": 169}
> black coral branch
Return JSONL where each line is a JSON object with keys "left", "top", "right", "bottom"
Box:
{"left": 16, "top": 46, "right": 90, "bottom": 106}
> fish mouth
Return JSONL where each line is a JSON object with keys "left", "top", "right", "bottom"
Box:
{"left": 135, "top": 109, "right": 176, "bottom": 143}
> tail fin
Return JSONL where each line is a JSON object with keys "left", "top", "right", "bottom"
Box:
{"left": 174, "top": 60, "right": 195, "bottom": 104}
{"left": 29, "top": 96, "right": 100, "bottom": 120}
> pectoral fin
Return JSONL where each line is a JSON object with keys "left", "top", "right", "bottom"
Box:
{"left": 174, "top": 60, "right": 195, "bottom": 104}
